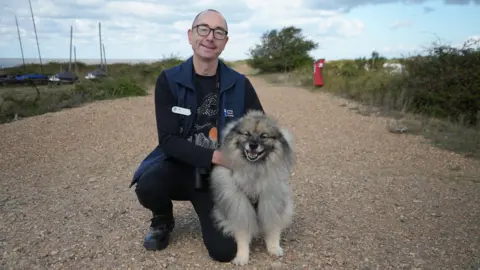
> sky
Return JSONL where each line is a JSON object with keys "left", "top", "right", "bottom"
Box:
{"left": 0, "top": 0, "right": 479, "bottom": 62}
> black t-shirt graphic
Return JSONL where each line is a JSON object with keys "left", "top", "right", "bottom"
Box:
{"left": 187, "top": 74, "right": 219, "bottom": 151}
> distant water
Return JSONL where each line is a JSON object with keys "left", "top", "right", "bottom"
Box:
{"left": 0, "top": 58, "right": 174, "bottom": 69}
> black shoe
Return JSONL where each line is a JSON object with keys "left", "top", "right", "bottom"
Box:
{"left": 143, "top": 214, "right": 175, "bottom": 251}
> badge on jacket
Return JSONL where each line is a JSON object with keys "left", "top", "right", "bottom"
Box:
{"left": 172, "top": 106, "right": 191, "bottom": 116}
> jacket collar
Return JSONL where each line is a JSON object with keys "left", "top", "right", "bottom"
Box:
{"left": 172, "top": 56, "right": 236, "bottom": 92}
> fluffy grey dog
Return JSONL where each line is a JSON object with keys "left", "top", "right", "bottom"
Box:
{"left": 209, "top": 110, "right": 295, "bottom": 266}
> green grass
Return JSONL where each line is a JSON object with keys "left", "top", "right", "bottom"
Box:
{"left": 0, "top": 56, "right": 183, "bottom": 124}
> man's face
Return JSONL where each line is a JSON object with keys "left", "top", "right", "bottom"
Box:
{"left": 188, "top": 11, "right": 229, "bottom": 61}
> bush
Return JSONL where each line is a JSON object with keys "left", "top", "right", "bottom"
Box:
{"left": 73, "top": 76, "right": 148, "bottom": 101}
{"left": 287, "top": 38, "right": 480, "bottom": 127}
{"left": 401, "top": 39, "right": 480, "bottom": 125}
{"left": 247, "top": 26, "right": 318, "bottom": 73}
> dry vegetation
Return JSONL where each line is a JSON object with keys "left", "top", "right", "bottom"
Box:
{"left": 247, "top": 27, "right": 480, "bottom": 159}
{"left": 0, "top": 56, "right": 184, "bottom": 123}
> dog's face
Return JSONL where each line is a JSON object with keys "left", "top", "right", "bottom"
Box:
{"left": 222, "top": 111, "right": 292, "bottom": 164}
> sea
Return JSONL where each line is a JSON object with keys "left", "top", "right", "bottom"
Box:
{"left": 0, "top": 58, "right": 168, "bottom": 69}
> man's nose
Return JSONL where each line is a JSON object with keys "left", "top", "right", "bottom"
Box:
{"left": 205, "top": 30, "right": 215, "bottom": 40}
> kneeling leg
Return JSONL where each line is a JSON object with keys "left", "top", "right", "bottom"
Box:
{"left": 190, "top": 190, "right": 237, "bottom": 263}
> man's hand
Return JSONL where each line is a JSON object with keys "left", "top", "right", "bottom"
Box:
{"left": 212, "top": 150, "right": 232, "bottom": 169}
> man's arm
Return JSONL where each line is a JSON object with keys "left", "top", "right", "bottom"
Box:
{"left": 244, "top": 77, "right": 264, "bottom": 112}
{"left": 154, "top": 71, "right": 215, "bottom": 169}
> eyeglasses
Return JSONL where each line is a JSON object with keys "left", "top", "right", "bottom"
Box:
{"left": 193, "top": 24, "right": 228, "bottom": 40}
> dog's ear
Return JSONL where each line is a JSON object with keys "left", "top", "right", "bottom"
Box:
{"left": 279, "top": 127, "right": 294, "bottom": 150}
{"left": 221, "top": 118, "right": 241, "bottom": 143}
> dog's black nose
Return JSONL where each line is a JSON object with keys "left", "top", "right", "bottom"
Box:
{"left": 249, "top": 142, "right": 258, "bottom": 150}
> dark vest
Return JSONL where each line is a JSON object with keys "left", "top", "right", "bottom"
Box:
{"left": 130, "top": 56, "right": 246, "bottom": 187}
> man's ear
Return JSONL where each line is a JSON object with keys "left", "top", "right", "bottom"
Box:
{"left": 188, "top": 29, "right": 193, "bottom": 45}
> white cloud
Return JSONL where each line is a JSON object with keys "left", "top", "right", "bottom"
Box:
{"left": 243, "top": 0, "right": 304, "bottom": 10}
{"left": 382, "top": 44, "right": 421, "bottom": 54}
{"left": 172, "top": 20, "right": 192, "bottom": 32}
{"left": 317, "top": 15, "right": 365, "bottom": 37}
{"left": 378, "top": 34, "right": 480, "bottom": 59}
{"left": 0, "top": 0, "right": 477, "bottom": 63}
{"left": 390, "top": 20, "right": 413, "bottom": 30}
{"left": 104, "top": 1, "right": 175, "bottom": 18}
{"left": 466, "top": 35, "right": 480, "bottom": 41}
{"left": 449, "top": 35, "right": 480, "bottom": 50}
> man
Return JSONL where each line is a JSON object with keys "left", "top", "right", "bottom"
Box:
{"left": 129, "top": 9, "right": 264, "bottom": 263}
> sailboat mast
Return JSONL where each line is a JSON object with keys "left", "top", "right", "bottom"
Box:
{"left": 28, "top": 0, "right": 43, "bottom": 73}
{"left": 74, "top": 46, "right": 78, "bottom": 73}
{"left": 102, "top": 43, "right": 107, "bottom": 72}
{"left": 98, "top": 22, "right": 103, "bottom": 69}
{"left": 69, "top": 25, "right": 73, "bottom": 72}
{"left": 15, "top": 14, "right": 26, "bottom": 71}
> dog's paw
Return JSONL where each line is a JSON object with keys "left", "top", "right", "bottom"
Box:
{"left": 231, "top": 254, "right": 249, "bottom": 266}
{"left": 267, "top": 245, "right": 284, "bottom": 257}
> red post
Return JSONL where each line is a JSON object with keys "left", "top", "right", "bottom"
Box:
{"left": 313, "top": 59, "right": 325, "bottom": 87}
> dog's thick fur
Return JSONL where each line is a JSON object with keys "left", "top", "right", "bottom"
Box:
{"left": 209, "top": 110, "right": 295, "bottom": 266}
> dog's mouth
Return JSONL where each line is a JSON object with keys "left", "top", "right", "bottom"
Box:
{"left": 244, "top": 149, "right": 265, "bottom": 162}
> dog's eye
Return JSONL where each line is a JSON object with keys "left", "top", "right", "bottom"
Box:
{"left": 260, "top": 133, "right": 269, "bottom": 139}
{"left": 242, "top": 131, "right": 250, "bottom": 137}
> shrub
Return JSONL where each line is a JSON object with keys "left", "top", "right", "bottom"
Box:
{"left": 247, "top": 26, "right": 318, "bottom": 73}
{"left": 287, "top": 38, "right": 480, "bottom": 127}
{"left": 73, "top": 76, "right": 147, "bottom": 101}
{"left": 401, "top": 39, "right": 480, "bottom": 125}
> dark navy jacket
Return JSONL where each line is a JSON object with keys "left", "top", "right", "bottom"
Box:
{"left": 129, "top": 56, "right": 249, "bottom": 187}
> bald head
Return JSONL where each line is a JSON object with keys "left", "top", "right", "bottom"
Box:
{"left": 188, "top": 8, "right": 229, "bottom": 62}
{"left": 192, "top": 9, "right": 228, "bottom": 31}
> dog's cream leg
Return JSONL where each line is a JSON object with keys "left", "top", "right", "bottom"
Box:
{"left": 231, "top": 231, "right": 251, "bottom": 266}
{"left": 264, "top": 227, "right": 284, "bottom": 257}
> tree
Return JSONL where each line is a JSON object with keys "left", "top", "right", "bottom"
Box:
{"left": 247, "top": 26, "right": 318, "bottom": 73}
{"left": 369, "top": 50, "right": 387, "bottom": 70}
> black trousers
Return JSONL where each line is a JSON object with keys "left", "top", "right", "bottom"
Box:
{"left": 134, "top": 157, "right": 237, "bottom": 262}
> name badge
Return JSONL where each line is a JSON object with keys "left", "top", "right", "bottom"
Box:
{"left": 172, "top": 106, "right": 191, "bottom": 116}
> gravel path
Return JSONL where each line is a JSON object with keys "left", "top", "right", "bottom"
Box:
{"left": 1, "top": 67, "right": 479, "bottom": 270}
